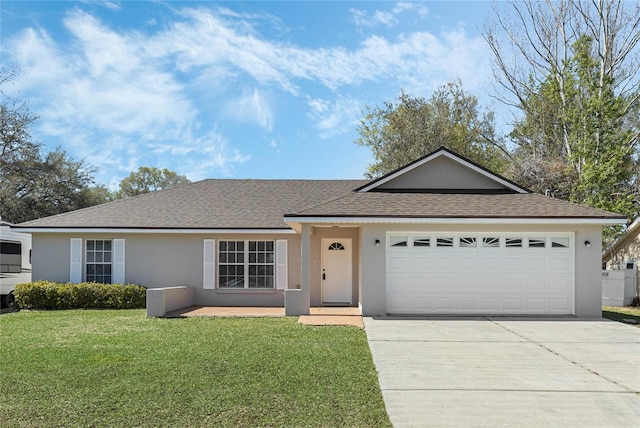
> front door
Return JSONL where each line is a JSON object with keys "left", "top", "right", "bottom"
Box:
{"left": 321, "top": 239, "right": 352, "bottom": 304}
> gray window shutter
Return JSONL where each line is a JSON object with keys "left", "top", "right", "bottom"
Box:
{"left": 112, "top": 239, "right": 125, "bottom": 284}
{"left": 276, "top": 239, "right": 288, "bottom": 290}
{"left": 70, "top": 238, "right": 82, "bottom": 283}
{"left": 203, "top": 239, "right": 216, "bottom": 289}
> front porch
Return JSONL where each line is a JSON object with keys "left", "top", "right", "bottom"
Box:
{"left": 164, "top": 305, "right": 364, "bottom": 327}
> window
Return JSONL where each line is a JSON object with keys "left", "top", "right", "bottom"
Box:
{"left": 390, "top": 237, "right": 408, "bottom": 247}
{"left": 482, "top": 237, "right": 500, "bottom": 248}
{"left": 528, "top": 238, "right": 546, "bottom": 248}
{"left": 413, "top": 238, "right": 431, "bottom": 247}
{"left": 551, "top": 238, "right": 569, "bottom": 248}
{"left": 328, "top": 242, "right": 345, "bottom": 250}
{"left": 86, "top": 240, "right": 112, "bottom": 283}
{"left": 0, "top": 241, "right": 21, "bottom": 273}
{"left": 219, "top": 240, "right": 274, "bottom": 289}
{"left": 436, "top": 237, "right": 454, "bottom": 247}
{"left": 505, "top": 238, "right": 523, "bottom": 248}
{"left": 459, "top": 237, "right": 477, "bottom": 248}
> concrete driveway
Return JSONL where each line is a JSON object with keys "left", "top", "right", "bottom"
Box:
{"left": 364, "top": 317, "right": 640, "bottom": 428}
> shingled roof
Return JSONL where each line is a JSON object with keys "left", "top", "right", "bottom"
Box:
{"left": 286, "top": 192, "right": 625, "bottom": 220}
{"left": 15, "top": 146, "right": 626, "bottom": 231}
{"left": 15, "top": 179, "right": 368, "bottom": 229}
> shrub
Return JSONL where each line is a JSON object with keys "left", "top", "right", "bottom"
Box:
{"left": 14, "top": 281, "right": 146, "bottom": 310}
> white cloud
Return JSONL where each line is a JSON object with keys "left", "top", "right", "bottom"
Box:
{"left": 307, "top": 96, "right": 363, "bottom": 139}
{"left": 3, "top": 4, "right": 489, "bottom": 182}
{"left": 4, "top": 10, "right": 250, "bottom": 183}
{"left": 350, "top": 2, "right": 429, "bottom": 29}
{"left": 149, "top": 129, "right": 250, "bottom": 180}
{"left": 156, "top": 7, "right": 487, "bottom": 93}
{"left": 225, "top": 89, "right": 274, "bottom": 132}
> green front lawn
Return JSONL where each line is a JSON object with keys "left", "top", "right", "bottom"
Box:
{"left": 602, "top": 306, "right": 640, "bottom": 324}
{"left": 0, "top": 310, "right": 391, "bottom": 427}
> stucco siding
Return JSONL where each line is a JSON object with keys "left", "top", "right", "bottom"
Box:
{"left": 378, "top": 156, "right": 506, "bottom": 190}
{"left": 605, "top": 231, "right": 640, "bottom": 270}
{"left": 573, "top": 225, "right": 604, "bottom": 317}
{"left": 31, "top": 232, "right": 301, "bottom": 307}
{"left": 31, "top": 234, "right": 73, "bottom": 283}
{"left": 359, "top": 223, "right": 604, "bottom": 317}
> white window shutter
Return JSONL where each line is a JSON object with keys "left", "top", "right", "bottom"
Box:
{"left": 112, "top": 239, "right": 125, "bottom": 284}
{"left": 69, "top": 238, "right": 83, "bottom": 283}
{"left": 276, "top": 239, "right": 288, "bottom": 290}
{"left": 203, "top": 239, "right": 216, "bottom": 289}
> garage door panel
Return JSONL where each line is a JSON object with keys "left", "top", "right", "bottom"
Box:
{"left": 549, "top": 298, "right": 571, "bottom": 311}
{"left": 500, "top": 257, "right": 527, "bottom": 271}
{"left": 388, "top": 255, "right": 411, "bottom": 270}
{"left": 503, "top": 298, "right": 525, "bottom": 310}
{"left": 503, "top": 275, "right": 526, "bottom": 292}
{"left": 457, "top": 299, "right": 478, "bottom": 310}
{"left": 549, "top": 257, "right": 572, "bottom": 271}
{"left": 548, "top": 275, "right": 573, "bottom": 292}
{"left": 386, "top": 232, "right": 574, "bottom": 315}
{"left": 526, "top": 257, "right": 547, "bottom": 270}
{"left": 479, "top": 298, "right": 501, "bottom": 310}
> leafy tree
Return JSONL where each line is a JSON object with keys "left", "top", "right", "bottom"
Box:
{"left": 117, "top": 166, "right": 190, "bottom": 198}
{"left": 484, "top": 0, "right": 640, "bottom": 242}
{"left": 0, "top": 68, "right": 103, "bottom": 224}
{"left": 355, "top": 82, "right": 510, "bottom": 178}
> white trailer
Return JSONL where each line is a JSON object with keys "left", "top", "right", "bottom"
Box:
{"left": 0, "top": 221, "right": 31, "bottom": 309}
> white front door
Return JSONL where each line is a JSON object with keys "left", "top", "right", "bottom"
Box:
{"left": 321, "top": 238, "right": 352, "bottom": 304}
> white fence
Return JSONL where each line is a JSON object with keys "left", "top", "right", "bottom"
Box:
{"left": 602, "top": 269, "right": 637, "bottom": 306}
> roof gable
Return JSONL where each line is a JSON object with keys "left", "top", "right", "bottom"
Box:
{"left": 357, "top": 147, "right": 528, "bottom": 194}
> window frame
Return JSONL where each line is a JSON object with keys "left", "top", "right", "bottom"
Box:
{"left": 218, "top": 240, "right": 275, "bottom": 289}
{"left": 85, "top": 239, "right": 113, "bottom": 284}
{"left": 0, "top": 241, "right": 22, "bottom": 273}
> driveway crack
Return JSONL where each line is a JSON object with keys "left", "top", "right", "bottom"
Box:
{"left": 489, "top": 318, "right": 634, "bottom": 393}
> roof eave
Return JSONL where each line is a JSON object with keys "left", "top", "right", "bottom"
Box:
{"left": 602, "top": 216, "right": 639, "bottom": 260}
{"left": 12, "top": 227, "right": 297, "bottom": 234}
{"left": 283, "top": 216, "right": 626, "bottom": 226}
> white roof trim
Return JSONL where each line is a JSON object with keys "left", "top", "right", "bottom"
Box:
{"left": 358, "top": 149, "right": 528, "bottom": 193}
{"left": 284, "top": 216, "right": 625, "bottom": 226}
{"left": 13, "top": 228, "right": 296, "bottom": 235}
{"left": 602, "top": 216, "right": 638, "bottom": 259}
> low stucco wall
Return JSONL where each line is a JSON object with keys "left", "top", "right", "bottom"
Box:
{"left": 284, "top": 288, "right": 310, "bottom": 315}
{"left": 146, "top": 286, "right": 195, "bottom": 317}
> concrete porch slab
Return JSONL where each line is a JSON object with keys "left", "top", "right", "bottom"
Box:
{"left": 165, "top": 306, "right": 285, "bottom": 317}
{"left": 164, "top": 306, "right": 363, "bottom": 327}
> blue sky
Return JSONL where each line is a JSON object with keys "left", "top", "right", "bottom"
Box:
{"left": 2, "top": 1, "right": 504, "bottom": 188}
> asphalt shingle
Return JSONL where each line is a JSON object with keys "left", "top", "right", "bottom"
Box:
{"left": 15, "top": 178, "right": 624, "bottom": 230}
{"left": 16, "top": 179, "right": 367, "bottom": 229}
{"left": 288, "top": 192, "right": 625, "bottom": 219}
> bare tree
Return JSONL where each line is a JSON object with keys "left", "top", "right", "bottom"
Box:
{"left": 483, "top": 0, "right": 639, "bottom": 161}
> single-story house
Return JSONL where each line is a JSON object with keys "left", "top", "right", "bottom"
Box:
{"left": 14, "top": 147, "right": 626, "bottom": 317}
{"left": 603, "top": 217, "right": 639, "bottom": 270}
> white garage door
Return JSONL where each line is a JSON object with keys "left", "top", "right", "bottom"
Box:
{"left": 386, "top": 233, "right": 574, "bottom": 315}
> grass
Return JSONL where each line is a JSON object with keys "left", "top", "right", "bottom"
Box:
{"left": 0, "top": 310, "right": 391, "bottom": 427}
{"left": 602, "top": 305, "right": 640, "bottom": 324}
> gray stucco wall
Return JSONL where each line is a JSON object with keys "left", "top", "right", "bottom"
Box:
{"left": 31, "top": 222, "right": 605, "bottom": 316}
{"left": 378, "top": 156, "right": 507, "bottom": 190}
{"left": 31, "top": 232, "right": 301, "bottom": 307}
{"left": 359, "top": 223, "right": 605, "bottom": 318}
